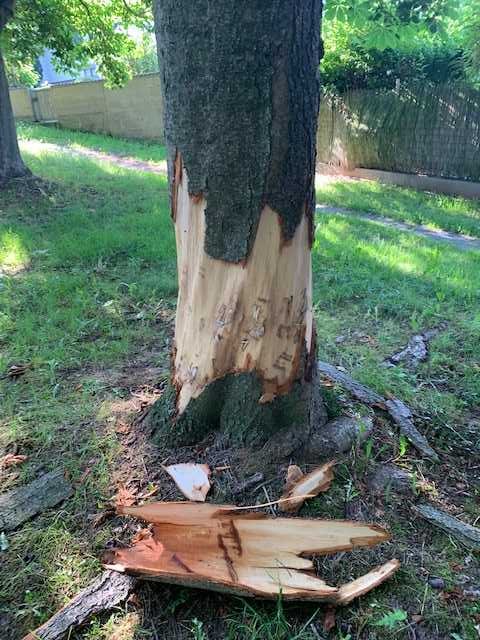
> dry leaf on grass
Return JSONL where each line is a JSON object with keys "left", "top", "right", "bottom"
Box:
{"left": 6, "top": 363, "right": 29, "bottom": 379}
{"left": 323, "top": 606, "right": 337, "bottom": 632}
{"left": 279, "top": 461, "right": 335, "bottom": 513}
{"left": 113, "top": 484, "right": 137, "bottom": 508}
{"left": 1, "top": 453, "right": 28, "bottom": 468}
{"left": 162, "top": 463, "right": 211, "bottom": 501}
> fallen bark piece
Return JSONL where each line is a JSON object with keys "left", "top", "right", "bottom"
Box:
{"left": 104, "top": 501, "right": 399, "bottom": 603}
{"left": 386, "top": 327, "right": 442, "bottom": 369}
{"left": 385, "top": 399, "right": 439, "bottom": 461}
{"left": 317, "top": 361, "right": 438, "bottom": 461}
{"left": 335, "top": 559, "right": 400, "bottom": 605}
{"left": 387, "top": 334, "right": 428, "bottom": 369}
{"left": 22, "top": 570, "right": 136, "bottom": 640}
{"left": 279, "top": 461, "right": 335, "bottom": 513}
{"left": 163, "top": 463, "right": 211, "bottom": 501}
{"left": 317, "top": 361, "right": 385, "bottom": 406}
{"left": 0, "top": 469, "right": 72, "bottom": 531}
{"left": 415, "top": 503, "right": 480, "bottom": 550}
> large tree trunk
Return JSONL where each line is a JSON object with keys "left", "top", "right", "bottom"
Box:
{"left": 151, "top": 0, "right": 325, "bottom": 449}
{"left": 0, "top": 1, "right": 30, "bottom": 183}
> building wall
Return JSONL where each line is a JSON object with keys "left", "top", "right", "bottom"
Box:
{"left": 10, "top": 73, "right": 164, "bottom": 141}
{"left": 10, "top": 87, "right": 34, "bottom": 120}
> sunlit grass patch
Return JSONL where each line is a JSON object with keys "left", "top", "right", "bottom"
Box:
{"left": 0, "top": 229, "right": 30, "bottom": 273}
{"left": 316, "top": 176, "right": 480, "bottom": 237}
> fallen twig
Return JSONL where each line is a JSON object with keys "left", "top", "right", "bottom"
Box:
{"left": 317, "top": 361, "right": 438, "bottom": 461}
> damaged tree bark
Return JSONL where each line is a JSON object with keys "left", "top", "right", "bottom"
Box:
{"left": 150, "top": 0, "right": 326, "bottom": 447}
{"left": 104, "top": 502, "right": 399, "bottom": 602}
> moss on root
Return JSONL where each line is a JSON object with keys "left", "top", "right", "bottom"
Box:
{"left": 149, "top": 371, "right": 326, "bottom": 449}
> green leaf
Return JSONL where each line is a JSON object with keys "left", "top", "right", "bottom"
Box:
{"left": 376, "top": 609, "right": 408, "bottom": 629}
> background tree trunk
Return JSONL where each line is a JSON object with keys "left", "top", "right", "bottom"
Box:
{"left": 151, "top": 0, "right": 325, "bottom": 449}
{"left": 0, "top": 0, "right": 30, "bottom": 183}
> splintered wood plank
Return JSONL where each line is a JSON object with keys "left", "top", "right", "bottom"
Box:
{"left": 104, "top": 502, "right": 398, "bottom": 603}
{"left": 279, "top": 461, "right": 335, "bottom": 513}
{"left": 335, "top": 559, "right": 401, "bottom": 605}
{"left": 0, "top": 469, "right": 72, "bottom": 531}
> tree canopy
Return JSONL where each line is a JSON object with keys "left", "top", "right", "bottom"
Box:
{"left": 322, "top": 0, "right": 480, "bottom": 89}
{"left": 1, "top": 0, "right": 152, "bottom": 86}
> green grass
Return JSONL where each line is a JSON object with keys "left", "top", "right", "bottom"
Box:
{"left": 17, "top": 120, "right": 167, "bottom": 164}
{"left": 316, "top": 177, "right": 480, "bottom": 238}
{"left": 1, "top": 125, "right": 479, "bottom": 640}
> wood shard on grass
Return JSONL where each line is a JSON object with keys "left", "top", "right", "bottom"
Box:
{"left": 163, "top": 463, "right": 211, "bottom": 501}
{"left": 279, "top": 461, "right": 336, "bottom": 513}
{"left": 104, "top": 501, "right": 399, "bottom": 603}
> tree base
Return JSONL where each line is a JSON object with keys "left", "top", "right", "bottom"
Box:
{"left": 148, "top": 368, "right": 327, "bottom": 457}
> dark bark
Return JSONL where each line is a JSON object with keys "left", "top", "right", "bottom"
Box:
{"left": 0, "top": 469, "right": 72, "bottom": 531}
{"left": 0, "top": 2, "right": 30, "bottom": 183}
{"left": 155, "top": 0, "right": 322, "bottom": 263}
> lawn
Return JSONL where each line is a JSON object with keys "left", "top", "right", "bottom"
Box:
{"left": 1, "top": 125, "right": 479, "bottom": 640}
{"left": 316, "top": 177, "right": 480, "bottom": 239}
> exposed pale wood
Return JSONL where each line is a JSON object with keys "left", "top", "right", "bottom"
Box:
{"left": 285, "top": 465, "right": 304, "bottom": 490}
{"left": 104, "top": 501, "right": 397, "bottom": 603}
{"left": 335, "top": 559, "right": 401, "bottom": 604}
{"left": 163, "top": 463, "right": 211, "bottom": 501}
{"left": 415, "top": 503, "right": 480, "bottom": 550}
{"left": 317, "top": 361, "right": 438, "bottom": 460}
{"left": 279, "top": 461, "right": 335, "bottom": 513}
{"left": 22, "top": 571, "right": 136, "bottom": 640}
{"left": 174, "top": 167, "right": 313, "bottom": 414}
{"left": 0, "top": 469, "right": 72, "bottom": 531}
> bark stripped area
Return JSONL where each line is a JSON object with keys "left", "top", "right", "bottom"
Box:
{"left": 174, "top": 167, "right": 313, "bottom": 415}
{"left": 104, "top": 502, "right": 400, "bottom": 602}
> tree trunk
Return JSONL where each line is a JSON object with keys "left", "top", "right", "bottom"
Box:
{"left": 151, "top": 0, "right": 325, "bottom": 448}
{"left": 0, "top": 1, "right": 30, "bottom": 183}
